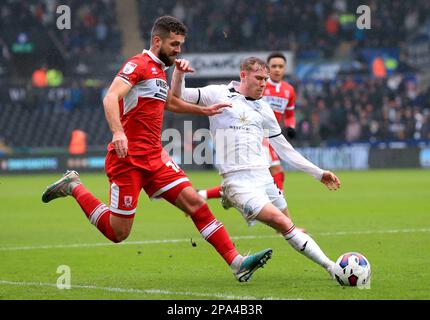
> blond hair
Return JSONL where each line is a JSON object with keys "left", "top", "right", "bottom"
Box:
{"left": 240, "top": 57, "right": 269, "bottom": 73}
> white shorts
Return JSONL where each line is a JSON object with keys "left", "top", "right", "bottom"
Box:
{"left": 221, "top": 169, "right": 287, "bottom": 226}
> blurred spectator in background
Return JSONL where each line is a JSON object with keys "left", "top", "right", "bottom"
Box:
{"left": 69, "top": 129, "right": 87, "bottom": 155}
{"left": 46, "top": 67, "right": 63, "bottom": 87}
{"left": 32, "top": 65, "right": 48, "bottom": 88}
{"left": 345, "top": 113, "right": 361, "bottom": 142}
{"left": 0, "top": 137, "right": 12, "bottom": 155}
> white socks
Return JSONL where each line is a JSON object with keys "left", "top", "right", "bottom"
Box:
{"left": 284, "top": 227, "right": 333, "bottom": 270}
{"left": 197, "top": 190, "right": 208, "bottom": 200}
{"left": 230, "top": 254, "right": 244, "bottom": 272}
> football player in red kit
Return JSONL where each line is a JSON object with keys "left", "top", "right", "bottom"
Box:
{"left": 42, "top": 16, "right": 272, "bottom": 282}
{"left": 261, "top": 52, "right": 296, "bottom": 192}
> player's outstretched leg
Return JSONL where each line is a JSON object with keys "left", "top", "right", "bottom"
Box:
{"left": 42, "top": 170, "right": 129, "bottom": 243}
{"left": 42, "top": 170, "right": 81, "bottom": 203}
{"left": 284, "top": 225, "right": 335, "bottom": 278}
{"left": 171, "top": 186, "right": 272, "bottom": 282}
{"left": 233, "top": 248, "right": 273, "bottom": 282}
{"left": 257, "top": 203, "right": 334, "bottom": 277}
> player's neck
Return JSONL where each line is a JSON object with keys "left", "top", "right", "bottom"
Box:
{"left": 237, "top": 86, "right": 259, "bottom": 101}
{"left": 237, "top": 85, "right": 251, "bottom": 99}
{"left": 268, "top": 78, "right": 282, "bottom": 85}
{"left": 149, "top": 47, "right": 159, "bottom": 59}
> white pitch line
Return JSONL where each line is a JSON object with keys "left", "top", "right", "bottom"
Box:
{"left": 0, "top": 280, "right": 287, "bottom": 300}
{"left": 1, "top": 228, "right": 430, "bottom": 252}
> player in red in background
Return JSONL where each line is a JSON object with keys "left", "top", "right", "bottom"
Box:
{"left": 41, "top": 16, "right": 272, "bottom": 282}
{"left": 261, "top": 52, "right": 296, "bottom": 192}
{"left": 199, "top": 53, "right": 304, "bottom": 230}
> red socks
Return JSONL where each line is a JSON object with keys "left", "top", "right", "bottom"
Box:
{"left": 71, "top": 185, "right": 239, "bottom": 266}
{"left": 190, "top": 204, "right": 238, "bottom": 265}
{"left": 272, "top": 171, "right": 285, "bottom": 191}
{"left": 72, "top": 185, "right": 119, "bottom": 243}
{"left": 206, "top": 185, "right": 222, "bottom": 199}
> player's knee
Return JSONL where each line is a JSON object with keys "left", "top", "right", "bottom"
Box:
{"left": 112, "top": 226, "right": 131, "bottom": 243}
{"left": 113, "top": 231, "right": 129, "bottom": 243}
{"left": 179, "top": 190, "right": 206, "bottom": 214}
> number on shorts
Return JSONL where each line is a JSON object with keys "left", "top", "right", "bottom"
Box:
{"left": 166, "top": 160, "right": 180, "bottom": 173}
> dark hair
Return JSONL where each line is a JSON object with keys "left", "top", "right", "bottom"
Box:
{"left": 267, "top": 52, "right": 286, "bottom": 63}
{"left": 151, "top": 16, "right": 187, "bottom": 39}
{"left": 240, "top": 57, "right": 269, "bottom": 72}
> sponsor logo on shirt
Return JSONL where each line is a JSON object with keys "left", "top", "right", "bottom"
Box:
{"left": 123, "top": 62, "right": 137, "bottom": 75}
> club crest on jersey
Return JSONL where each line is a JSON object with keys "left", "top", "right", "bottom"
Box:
{"left": 284, "top": 90, "right": 290, "bottom": 98}
{"left": 124, "top": 196, "right": 133, "bottom": 208}
{"left": 239, "top": 112, "right": 249, "bottom": 124}
{"left": 123, "top": 62, "right": 137, "bottom": 75}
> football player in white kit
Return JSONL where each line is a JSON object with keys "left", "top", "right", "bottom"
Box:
{"left": 171, "top": 57, "right": 341, "bottom": 278}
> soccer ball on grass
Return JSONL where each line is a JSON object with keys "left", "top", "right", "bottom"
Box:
{"left": 333, "top": 252, "right": 371, "bottom": 288}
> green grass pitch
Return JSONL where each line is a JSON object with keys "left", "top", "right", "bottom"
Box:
{"left": 0, "top": 169, "right": 429, "bottom": 300}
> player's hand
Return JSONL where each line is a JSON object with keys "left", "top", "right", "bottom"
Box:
{"left": 320, "top": 171, "right": 341, "bottom": 191}
{"left": 112, "top": 131, "right": 128, "bottom": 158}
{"left": 174, "top": 59, "right": 195, "bottom": 73}
{"left": 285, "top": 127, "right": 296, "bottom": 139}
{"left": 204, "top": 102, "right": 232, "bottom": 116}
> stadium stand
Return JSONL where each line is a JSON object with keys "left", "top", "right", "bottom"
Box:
{"left": 138, "top": 0, "right": 430, "bottom": 56}
{"left": 0, "top": 0, "right": 429, "bottom": 151}
{"left": 0, "top": 0, "right": 122, "bottom": 81}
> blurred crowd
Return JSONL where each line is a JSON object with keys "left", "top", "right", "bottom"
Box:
{"left": 1, "top": 0, "right": 430, "bottom": 149}
{"left": 0, "top": 0, "right": 120, "bottom": 55}
{"left": 294, "top": 74, "right": 430, "bottom": 145}
{"left": 140, "top": 0, "right": 430, "bottom": 57}
{"left": 0, "top": 0, "right": 121, "bottom": 79}
{"left": 4, "top": 71, "right": 428, "bottom": 148}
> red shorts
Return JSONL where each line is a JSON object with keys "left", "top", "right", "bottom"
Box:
{"left": 105, "top": 150, "right": 192, "bottom": 217}
{"left": 262, "top": 138, "right": 281, "bottom": 167}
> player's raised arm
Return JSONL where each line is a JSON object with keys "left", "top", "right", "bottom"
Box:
{"left": 170, "top": 58, "right": 203, "bottom": 104}
{"left": 262, "top": 103, "right": 340, "bottom": 190}
{"left": 103, "top": 77, "right": 132, "bottom": 158}
{"left": 166, "top": 92, "right": 230, "bottom": 116}
{"left": 167, "top": 58, "right": 231, "bottom": 115}
{"left": 170, "top": 58, "right": 194, "bottom": 98}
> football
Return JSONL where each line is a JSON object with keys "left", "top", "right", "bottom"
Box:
{"left": 333, "top": 252, "right": 371, "bottom": 288}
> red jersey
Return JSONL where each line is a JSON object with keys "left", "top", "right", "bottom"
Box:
{"left": 110, "top": 50, "right": 169, "bottom": 157}
{"left": 262, "top": 78, "right": 296, "bottom": 128}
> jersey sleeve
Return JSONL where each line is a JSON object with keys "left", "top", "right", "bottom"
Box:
{"left": 269, "top": 135, "right": 324, "bottom": 180}
{"left": 261, "top": 101, "right": 283, "bottom": 138}
{"left": 116, "top": 57, "right": 145, "bottom": 87}
{"left": 182, "top": 85, "right": 222, "bottom": 107}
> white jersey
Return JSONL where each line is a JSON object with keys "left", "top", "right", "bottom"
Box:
{"left": 182, "top": 81, "right": 281, "bottom": 174}
{"left": 178, "top": 79, "right": 324, "bottom": 180}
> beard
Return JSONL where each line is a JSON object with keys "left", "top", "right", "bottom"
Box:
{"left": 158, "top": 48, "right": 176, "bottom": 66}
